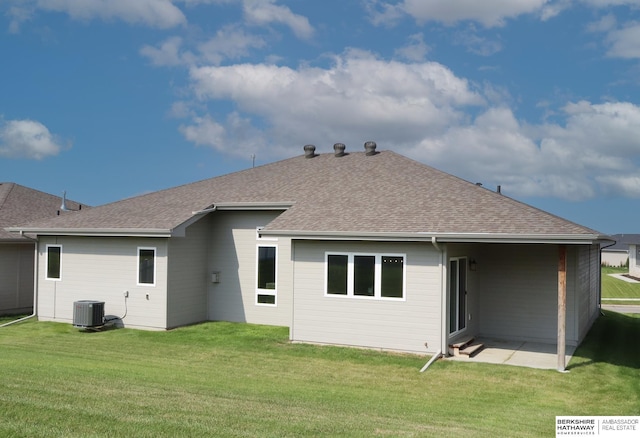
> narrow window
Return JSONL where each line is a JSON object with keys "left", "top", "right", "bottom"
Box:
{"left": 354, "top": 255, "right": 375, "bottom": 296}
{"left": 381, "top": 256, "right": 404, "bottom": 298}
{"left": 46, "top": 245, "right": 62, "bottom": 280}
{"left": 138, "top": 248, "right": 156, "bottom": 285}
{"left": 257, "top": 245, "right": 277, "bottom": 305}
{"left": 327, "top": 254, "right": 348, "bottom": 295}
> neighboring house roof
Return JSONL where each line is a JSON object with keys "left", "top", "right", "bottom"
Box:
{"left": 10, "top": 147, "right": 607, "bottom": 243}
{"left": 602, "top": 234, "right": 640, "bottom": 251}
{"left": 0, "top": 183, "right": 85, "bottom": 242}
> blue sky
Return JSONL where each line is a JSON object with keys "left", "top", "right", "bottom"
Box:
{"left": 1, "top": 0, "right": 639, "bottom": 234}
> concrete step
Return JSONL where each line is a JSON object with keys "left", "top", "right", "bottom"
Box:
{"left": 459, "top": 343, "right": 485, "bottom": 357}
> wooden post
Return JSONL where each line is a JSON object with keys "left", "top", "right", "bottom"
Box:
{"left": 557, "top": 245, "right": 567, "bottom": 372}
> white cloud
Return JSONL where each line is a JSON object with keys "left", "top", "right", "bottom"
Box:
{"left": 197, "top": 25, "right": 267, "bottom": 65}
{"left": 580, "top": 0, "right": 640, "bottom": 6}
{"left": 605, "top": 22, "right": 640, "bottom": 58}
{"left": 179, "top": 115, "right": 226, "bottom": 149}
{"left": 586, "top": 13, "right": 617, "bottom": 33}
{"left": 396, "top": 0, "right": 550, "bottom": 27}
{"left": 183, "top": 50, "right": 640, "bottom": 200}
{"left": 140, "top": 36, "right": 192, "bottom": 67}
{"left": 243, "top": 0, "right": 314, "bottom": 39}
{"left": 412, "top": 101, "right": 640, "bottom": 200}
{"left": 0, "top": 119, "right": 67, "bottom": 160}
{"left": 179, "top": 112, "right": 268, "bottom": 156}
{"left": 394, "top": 33, "right": 430, "bottom": 61}
{"left": 453, "top": 26, "right": 503, "bottom": 56}
{"left": 7, "top": 0, "right": 186, "bottom": 29}
{"left": 186, "top": 50, "right": 484, "bottom": 155}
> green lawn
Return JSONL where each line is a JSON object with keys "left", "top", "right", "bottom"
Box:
{"left": 1, "top": 312, "right": 639, "bottom": 437}
{"left": 601, "top": 266, "right": 640, "bottom": 304}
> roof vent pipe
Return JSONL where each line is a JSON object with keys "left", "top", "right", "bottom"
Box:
{"left": 364, "top": 141, "right": 377, "bottom": 156}
{"left": 303, "top": 144, "right": 316, "bottom": 158}
{"left": 60, "top": 191, "right": 70, "bottom": 212}
{"left": 497, "top": 185, "right": 502, "bottom": 194}
{"left": 333, "top": 143, "right": 346, "bottom": 157}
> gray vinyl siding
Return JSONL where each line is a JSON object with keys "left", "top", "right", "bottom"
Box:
{"left": 0, "top": 243, "right": 34, "bottom": 315}
{"left": 291, "top": 241, "right": 442, "bottom": 354}
{"left": 478, "top": 244, "right": 581, "bottom": 345}
{"left": 208, "top": 211, "right": 293, "bottom": 327}
{"left": 576, "top": 244, "right": 600, "bottom": 342}
{"left": 37, "top": 236, "right": 169, "bottom": 330}
{"left": 166, "top": 216, "right": 211, "bottom": 328}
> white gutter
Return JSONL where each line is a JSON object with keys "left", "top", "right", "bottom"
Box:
{"left": 259, "top": 229, "right": 607, "bottom": 244}
{"left": 212, "top": 201, "right": 294, "bottom": 211}
{"left": 6, "top": 227, "right": 172, "bottom": 238}
{"left": 0, "top": 231, "right": 38, "bottom": 328}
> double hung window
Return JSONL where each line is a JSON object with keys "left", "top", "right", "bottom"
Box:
{"left": 326, "top": 253, "right": 405, "bottom": 300}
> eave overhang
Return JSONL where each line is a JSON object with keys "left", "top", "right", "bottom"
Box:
{"left": 192, "top": 201, "right": 295, "bottom": 215}
{"left": 259, "top": 229, "right": 612, "bottom": 245}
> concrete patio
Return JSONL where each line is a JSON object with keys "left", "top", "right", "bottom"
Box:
{"left": 446, "top": 338, "right": 576, "bottom": 370}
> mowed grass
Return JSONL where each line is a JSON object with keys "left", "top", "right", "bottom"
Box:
{"left": 602, "top": 266, "right": 640, "bottom": 304}
{"left": 1, "top": 312, "right": 639, "bottom": 438}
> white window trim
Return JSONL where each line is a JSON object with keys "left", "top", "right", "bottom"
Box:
{"left": 324, "top": 252, "right": 406, "bottom": 301}
{"left": 45, "top": 244, "right": 62, "bottom": 281}
{"left": 256, "top": 244, "right": 277, "bottom": 306}
{"left": 137, "top": 247, "right": 157, "bottom": 287}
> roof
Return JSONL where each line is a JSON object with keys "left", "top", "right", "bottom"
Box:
{"left": 603, "top": 234, "right": 640, "bottom": 251}
{"left": 0, "top": 183, "right": 85, "bottom": 242}
{"left": 10, "top": 147, "right": 607, "bottom": 243}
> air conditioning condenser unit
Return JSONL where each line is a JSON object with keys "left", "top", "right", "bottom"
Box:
{"left": 73, "top": 300, "right": 105, "bottom": 328}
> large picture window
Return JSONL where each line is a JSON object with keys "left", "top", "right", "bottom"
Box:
{"left": 256, "top": 245, "right": 277, "bottom": 305}
{"left": 138, "top": 247, "right": 156, "bottom": 286}
{"left": 46, "top": 245, "right": 62, "bottom": 280}
{"left": 325, "top": 252, "right": 405, "bottom": 300}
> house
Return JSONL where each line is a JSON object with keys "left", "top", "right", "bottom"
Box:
{"left": 0, "top": 183, "right": 84, "bottom": 315}
{"left": 601, "top": 234, "right": 639, "bottom": 267}
{"left": 627, "top": 241, "right": 640, "bottom": 279}
{"left": 7, "top": 143, "right": 609, "bottom": 369}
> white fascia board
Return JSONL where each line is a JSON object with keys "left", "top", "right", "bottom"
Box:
{"left": 259, "top": 229, "right": 607, "bottom": 244}
{"left": 6, "top": 227, "right": 172, "bottom": 238}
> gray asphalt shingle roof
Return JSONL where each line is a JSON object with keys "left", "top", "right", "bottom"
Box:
{"left": 13, "top": 149, "right": 603, "bottom": 240}
{"left": 0, "top": 183, "right": 85, "bottom": 241}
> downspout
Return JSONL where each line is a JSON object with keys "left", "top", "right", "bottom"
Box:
{"left": 0, "top": 231, "right": 39, "bottom": 328}
{"left": 431, "top": 236, "right": 449, "bottom": 361}
{"left": 420, "top": 349, "right": 442, "bottom": 372}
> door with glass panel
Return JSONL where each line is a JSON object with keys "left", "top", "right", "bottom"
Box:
{"left": 449, "top": 257, "right": 467, "bottom": 334}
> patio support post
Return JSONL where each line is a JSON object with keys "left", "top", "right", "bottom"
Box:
{"left": 557, "top": 245, "right": 567, "bottom": 372}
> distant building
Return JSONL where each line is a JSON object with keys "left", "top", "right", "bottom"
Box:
{"left": 601, "top": 234, "right": 640, "bottom": 267}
